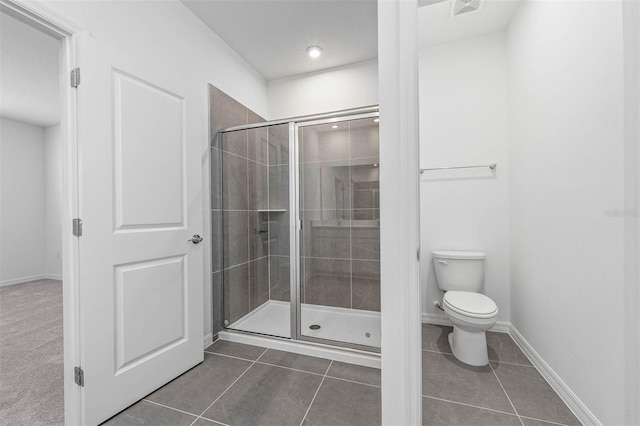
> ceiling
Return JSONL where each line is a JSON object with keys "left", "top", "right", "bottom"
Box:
{"left": 418, "top": 0, "right": 522, "bottom": 48}
{"left": 1, "top": 12, "right": 60, "bottom": 127}
{"left": 183, "top": 0, "right": 520, "bottom": 82}
{"left": 181, "top": 0, "right": 378, "bottom": 81}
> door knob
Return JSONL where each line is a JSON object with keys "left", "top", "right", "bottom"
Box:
{"left": 188, "top": 234, "right": 203, "bottom": 244}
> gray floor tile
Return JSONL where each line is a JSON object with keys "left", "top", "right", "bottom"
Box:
{"left": 258, "top": 349, "right": 331, "bottom": 374}
{"left": 521, "top": 416, "right": 572, "bottom": 426}
{"left": 487, "top": 332, "right": 532, "bottom": 366}
{"left": 205, "top": 340, "right": 266, "bottom": 361}
{"left": 422, "top": 397, "right": 521, "bottom": 426}
{"left": 191, "top": 417, "right": 226, "bottom": 426}
{"left": 422, "top": 323, "right": 453, "bottom": 353}
{"left": 326, "top": 361, "right": 381, "bottom": 387}
{"left": 102, "top": 400, "right": 196, "bottom": 426}
{"left": 303, "top": 377, "right": 381, "bottom": 426}
{"left": 203, "top": 363, "right": 322, "bottom": 426}
{"left": 422, "top": 351, "right": 514, "bottom": 413}
{"left": 146, "top": 353, "right": 251, "bottom": 415}
{"left": 491, "top": 362, "right": 581, "bottom": 426}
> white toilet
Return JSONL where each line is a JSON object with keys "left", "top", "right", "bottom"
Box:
{"left": 432, "top": 250, "right": 498, "bottom": 366}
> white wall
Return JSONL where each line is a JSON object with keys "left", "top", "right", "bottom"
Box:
{"left": 267, "top": 60, "right": 378, "bottom": 119}
{"left": 0, "top": 118, "right": 46, "bottom": 285}
{"left": 419, "top": 33, "right": 510, "bottom": 322}
{"left": 44, "top": 125, "right": 62, "bottom": 278}
{"left": 44, "top": 0, "right": 269, "bottom": 340}
{"left": 508, "top": 1, "right": 625, "bottom": 424}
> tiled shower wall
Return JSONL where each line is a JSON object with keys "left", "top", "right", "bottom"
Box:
{"left": 209, "top": 85, "right": 290, "bottom": 335}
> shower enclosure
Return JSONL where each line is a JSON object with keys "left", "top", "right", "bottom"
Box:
{"left": 212, "top": 107, "right": 380, "bottom": 351}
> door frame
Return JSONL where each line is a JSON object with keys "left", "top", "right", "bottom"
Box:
{"left": 0, "top": 1, "right": 82, "bottom": 424}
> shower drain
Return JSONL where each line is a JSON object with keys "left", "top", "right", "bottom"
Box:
{"left": 309, "top": 324, "right": 321, "bottom": 330}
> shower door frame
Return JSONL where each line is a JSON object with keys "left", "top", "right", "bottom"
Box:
{"left": 215, "top": 105, "right": 379, "bottom": 353}
{"left": 292, "top": 110, "right": 380, "bottom": 353}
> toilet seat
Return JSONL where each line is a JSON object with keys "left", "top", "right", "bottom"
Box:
{"left": 443, "top": 291, "right": 498, "bottom": 319}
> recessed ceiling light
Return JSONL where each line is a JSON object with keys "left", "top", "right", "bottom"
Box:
{"left": 374, "top": 118, "right": 380, "bottom": 123}
{"left": 331, "top": 124, "right": 339, "bottom": 129}
{"left": 306, "top": 46, "right": 323, "bottom": 59}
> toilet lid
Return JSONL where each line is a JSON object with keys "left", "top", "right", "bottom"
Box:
{"left": 443, "top": 291, "right": 498, "bottom": 319}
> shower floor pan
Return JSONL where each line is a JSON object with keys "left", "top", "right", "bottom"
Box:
{"left": 228, "top": 300, "right": 381, "bottom": 348}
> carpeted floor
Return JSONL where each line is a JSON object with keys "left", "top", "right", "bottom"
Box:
{"left": 0, "top": 279, "right": 64, "bottom": 426}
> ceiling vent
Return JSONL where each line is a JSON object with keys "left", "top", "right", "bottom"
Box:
{"left": 451, "top": 0, "right": 482, "bottom": 17}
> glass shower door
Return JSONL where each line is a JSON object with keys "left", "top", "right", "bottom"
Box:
{"left": 216, "top": 123, "right": 291, "bottom": 338}
{"left": 296, "top": 115, "right": 380, "bottom": 349}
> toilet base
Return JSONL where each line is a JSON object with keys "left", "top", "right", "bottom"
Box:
{"left": 448, "top": 328, "right": 489, "bottom": 366}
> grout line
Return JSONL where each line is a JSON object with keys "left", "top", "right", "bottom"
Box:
{"left": 218, "top": 146, "right": 270, "bottom": 168}
{"left": 489, "top": 361, "right": 525, "bottom": 426}
{"left": 422, "top": 348, "right": 454, "bottom": 356}
{"left": 489, "top": 359, "right": 536, "bottom": 368}
{"left": 203, "top": 352, "right": 354, "bottom": 381}
{"left": 422, "top": 395, "right": 521, "bottom": 418}
{"left": 197, "top": 415, "right": 231, "bottom": 426}
{"left": 203, "top": 350, "right": 257, "bottom": 363}
{"left": 255, "top": 347, "right": 268, "bottom": 362}
{"left": 210, "top": 349, "right": 354, "bottom": 382}
{"left": 299, "top": 360, "right": 333, "bottom": 426}
{"left": 301, "top": 208, "right": 379, "bottom": 211}
{"left": 300, "top": 156, "right": 378, "bottom": 167}
{"left": 301, "top": 255, "right": 380, "bottom": 262}
{"left": 254, "top": 361, "right": 325, "bottom": 377}
{"left": 421, "top": 349, "right": 536, "bottom": 368}
{"left": 206, "top": 353, "right": 382, "bottom": 389}
{"left": 221, "top": 256, "right": 269, "bottom": 272}
{"left": 189, "top": 347, "right": 269, "bottom": 426}
{"left": 142, "top": 399, "right": 201, "bottom": 418}
{"left": 325, "top": 375, "right": 381, "bottom": 389}
{"left": 519, "top": 416, "right": 571, "bottom": 426}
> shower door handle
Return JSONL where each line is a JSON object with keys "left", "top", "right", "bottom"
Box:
{"left": 188, "top": 234, "right": 203, "bottom": 244}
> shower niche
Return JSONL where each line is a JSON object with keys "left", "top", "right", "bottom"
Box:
{"left": 212, "top": 103, "right": 380, "bottom": 352}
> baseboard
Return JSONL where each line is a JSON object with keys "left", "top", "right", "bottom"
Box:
{"left": 421, "top": 312, "right": 510, "bottom": 333}
{"left": 0, "top": 274, "right": 61, "bottom": 287}
{"left": 508, "top": 325, "right": 601, "bottom": 426}
{"left": 203, "top": 333, "right": 213, "bottom": 349}
{"left": 45, "top": 274, "right": 62, "bottom": 281}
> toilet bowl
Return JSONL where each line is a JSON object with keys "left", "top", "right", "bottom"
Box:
{"left": 442, "top": 291, "right": 498, "bottom": 366}
{"left": 432, "top": 251, "right": 498, "bottom": 366}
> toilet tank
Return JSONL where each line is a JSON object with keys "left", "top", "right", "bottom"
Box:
{"left": 432, "top": 251, "right": 486, "bottom": 292}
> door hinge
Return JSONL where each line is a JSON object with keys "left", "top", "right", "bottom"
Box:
{"left": 72, "top": 218, "right": 82, "bottom": 237}
{"left": 74, "top": 366, "right": 84, "bottom": 387}
{"left": 70, "top": 67, "right": 80, "bottom": 88}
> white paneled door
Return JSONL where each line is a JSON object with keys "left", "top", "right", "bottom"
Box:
{"left": 76, "top": 33, "right": 204, "bottom": 425}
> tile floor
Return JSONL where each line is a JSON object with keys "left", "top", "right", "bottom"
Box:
{"left": 421, "top": 324, "right": 581, "bottom": 426}
{"left": 103, "top": 325, "right": 581, "bottom": 426}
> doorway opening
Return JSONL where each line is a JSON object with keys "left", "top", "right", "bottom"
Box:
{"left": 0, "top": 2, "right": 80, "bottom": 424}
{"left": 0, "top": 10, "right": 64, "bottom": 425}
